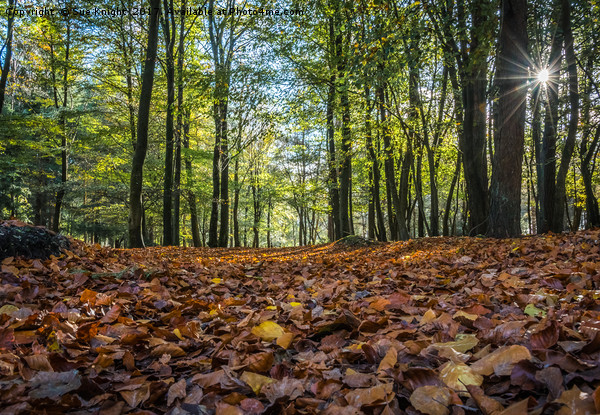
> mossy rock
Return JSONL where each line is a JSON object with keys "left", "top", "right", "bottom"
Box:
{"left": 0, "top": 220, "right": 71, "bottom": 260}
{"left": 334, "top": 235, "right": 380, "bottom": 247}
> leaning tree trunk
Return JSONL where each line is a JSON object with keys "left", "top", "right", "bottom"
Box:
{"left": 129, "top": 0, "right": 160, "bottom": 248}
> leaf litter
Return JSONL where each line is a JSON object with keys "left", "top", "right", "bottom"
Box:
{"left": 1, "top": 229, "right": 600, "bottom": 413}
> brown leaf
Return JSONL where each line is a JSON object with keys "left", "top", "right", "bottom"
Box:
{"left": 262, "top": 377, "right": 304, "bottom": 403}
{"left": 470, "top": 345, "right": 532, "bottom": 376}
{"left": 465, "top": 385, "right": 504, "bottom": 415}
{"left": 167, "top": 378, "right": 187, "bottom": 406}
{"left": 530, "top": 320, "right": 559, "bottom": 349}
{"left": 555, "top": 385, "right": 596, "bottom": 415}
{"left": 345, "top": 383, "right": 393, "bottom": 408}
{"left": 120, "top": 383, "right": 150, "bottom": 408}
{"left": 378, "top": 347, "right": 397, "bottom": 372}
{"left": 150, "top": 343, "right": 186, "bottom": 357}
{"left": 410, "top": 385, "right": 451, "bottom": 415}
{"left": 24, "top": 354, "right": 53, "bottom": 372}
{"left": 215, "top": 402, "right": 244, "bottom": 415}
{"left": 100, "top": 304, "right": 121, "bottom": 324}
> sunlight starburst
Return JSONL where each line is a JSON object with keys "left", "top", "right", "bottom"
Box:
{"left": 537, "top": 69, "right": 549, "bottom": 84}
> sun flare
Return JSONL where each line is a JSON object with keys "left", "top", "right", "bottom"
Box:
{"left": 537, "top": 69, "right": 549, "bottom": 83}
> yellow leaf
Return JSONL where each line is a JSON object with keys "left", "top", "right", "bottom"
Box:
{"left": 289, "top": 302, "right": 301, "bottom": 307}
{"left": 439, "top": 361, "right": 483, "bottom": 392}
{"left": 432, "top": 334, "right": 479, "bottom": 353}
{"left": 252, "top": 321, "right": 285, "bottom": 342}
{"left": 173, "top": 328, "right": 184, "bottom": 340}
{"left": 211, "top": 278, "right": 222, "bottom": 284}
{"left": 240, "top": 371, "right": 276, "bottom": 395}
{"left": 266, "top": 305, "right": 277, "bottom": 310}
{"left": 0, "top": 305, "right": 19, "bottom": 316}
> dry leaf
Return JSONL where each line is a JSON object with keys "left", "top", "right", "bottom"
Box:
{"left": 410, "top": 385, "right": 451, "bottom": 415}
{"left": 470, "top": 345, "right": 532, "bottom": 376}
{"left": 252, "top": 321, "right": 285, "bottom": 342}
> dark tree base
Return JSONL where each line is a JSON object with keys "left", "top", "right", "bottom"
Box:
{"left": 0, "top": 220, "right": 71, "bottom": 260}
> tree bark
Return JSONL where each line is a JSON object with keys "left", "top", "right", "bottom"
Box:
{"left": 0, "top": 0, "right": 14, "bottom": 115}
{"left": 488, "top": 0, "right": 528, "bottom": 237}
{"left": 162, "top": 0, "right": 176, "bottom": 245}
{"left": 327, "top": 16, "right": 341, "bottom": 241}
{"left": 551, "top": 0, "right": 579, "bottom": 232}
{"left": 129, "top": 0, "right": 160, "bottom": 248}
{"left": 172, "top": 1, "right": 186, "bottom": 246}
{"left": 538, "top": 1, "right": 563, "bottom": 233}
{"left": 52, "top": 15, "right": 71, "bottom": 233}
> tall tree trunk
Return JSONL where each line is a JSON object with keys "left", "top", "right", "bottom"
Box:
{"left": 0, "top": 0, "right": 14, "bottom": 114}
{"left": 181, "top": 110, "right": 200, "bottom": 247}
{"left": 218, "top": 99, "right": 229, "bottom": 247}
{"left": 551, "top": 0, "right": 579, "bottom": 232}
{"left": 129, "top": 0, "right": 160, "bottom": 248}
{"left": 579, "top": 51, "right": 600, "bottom": 227}
{"left": 162, "top": 0, "right": 175, "bottom": 245}
{"left": 208, "top": 97, "right": 221, "bottom": 247}
{"left": 233, "top": 155, "right": 241, "bottom": 247}
{"left": 53, "top": 16, "right": 71, "bottom": 233}
{"left": 172, "top": 1, "right": 185, "bottom": 246}
{"left": 538, "top": 1, "right": 563, "bottom": 233}
{"left": 336, "top": 16, "right": 352, "bottom": 237}
{"left": 489, "top": 0, "right": 528, "bottom": 237}
{"left": 378, "top": 82, "right": 406, "bottom": 240}
{"left": 365, "top": 86, "right": 385, "bottom": 241}
{"left": 327, "top": 16, "right": 341, "bottom": 241}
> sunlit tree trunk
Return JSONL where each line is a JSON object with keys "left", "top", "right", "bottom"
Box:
{"left": 129, "top": 0, "right": 160, "bottom": 248}
{"left": 0, "top": 0, "right": 15, "bottom": 115}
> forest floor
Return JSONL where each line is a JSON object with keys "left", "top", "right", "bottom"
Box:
{"left": 1, "top": 228, "right": 600, "bottom": 414}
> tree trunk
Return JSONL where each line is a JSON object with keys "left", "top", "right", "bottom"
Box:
{"left": 52, "top": 16, "right": 71, "bottom": 233}
{"left": 551, "top": 0, "right": 579, "bottom": 232}
{"left": 172, "top": 2, "right": 186, "bottom": 246}
{"left": 218, "top": 99, "right": 229, "bottom": 247}
{"left": 489, "top": 0, "right": 528, "bottom": 237}
{"left": 538, "top": 1, "right": 563, "bottom": 233}
{"left": 443, "top": 153, "right": 462, "bottom": 236}
{"left": 0, "top": 0, "right": 14, "bottom": 114}
{"left": 378, "top": 82, "right": 406, "bottom": 240}
{"left": 129, "top": 0, "right": 160, "bottom": 248}
{"left": 327, "top": 16, "right": 341, "bottom": 241}
{"left": 162, "top": 0, "right": 175, "bottom": 245}
{"left": 337, "top": 18, "right": 352, "bottom": 237}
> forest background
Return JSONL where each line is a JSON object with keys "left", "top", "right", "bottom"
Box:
{"left": 0, "top": 0, "right": 598, "bottom": 248}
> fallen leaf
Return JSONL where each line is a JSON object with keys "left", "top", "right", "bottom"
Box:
{"left": 439, "top": 361, "right": 483, "bottom": 392}
{"left": 252, "top": 321, "right": 285, "bottom": 342}
{"left": 240, "top": 371, "right": 276, "bottom": 395}
{"left": 410, "top": 385, "right": 451, "bottom": 415}
{"left": 120, "top": 383, "right": 150, "bottom": 408}
{"left": 167, "top": 378, "right": 187, "bottom": 406}
{"left": 345, "top": 383, "right": 393, "bottom": 408}
{"left": 28, "top": 370, "right": 82, "bottom": 399}
{"left": 470, "top": 345, "right": 532, "bottom": 376}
